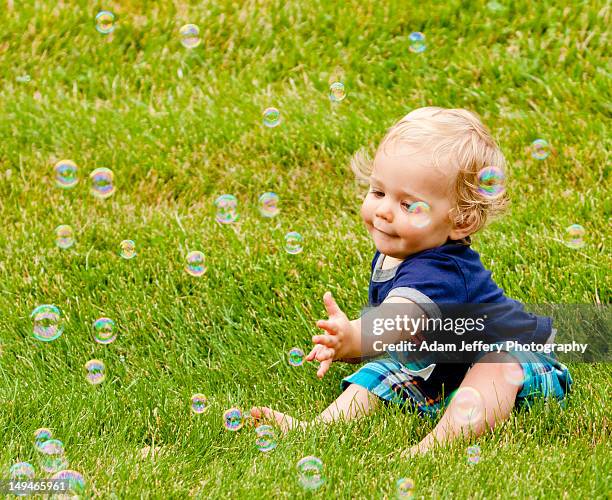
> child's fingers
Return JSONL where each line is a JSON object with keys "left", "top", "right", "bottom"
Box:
{"left": 323, "top": 291, "right": 342, "bottom": 317}
{"left": 315, "top": 346, "right": 335, "bottom": 361}
{"left": 315, "top": 319, "right": 338, "bottom": 334}
{"left": 306, "top": 345, "right": 321, "bottom": 361}
{"left": 317, "top": 358, "right": 333, "bottom": 379}
{"left": 312, "top": 334, "right": 338, "bottom": 348}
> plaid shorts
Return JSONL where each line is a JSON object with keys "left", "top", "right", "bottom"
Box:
{"left": 341, "top": 341, "right": 574, "bottom": 418}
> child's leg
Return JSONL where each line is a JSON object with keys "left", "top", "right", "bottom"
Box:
{"left": 251, "top": 383, "right": 379, "bottom": 433}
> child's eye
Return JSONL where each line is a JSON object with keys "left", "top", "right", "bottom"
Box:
{"left": 401, "top": 202, "right": 412, "bottom": 211}
{"left": 370, "top": 190, "right": 384, "bottom": 197}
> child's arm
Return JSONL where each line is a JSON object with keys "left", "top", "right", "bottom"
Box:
{"left": 403, "top": 351, "right": 522, "bottom": 456}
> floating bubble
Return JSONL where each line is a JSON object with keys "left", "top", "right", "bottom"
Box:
{"left": 84, "top": 359, "right": 105, "bottom": 385}
{"left": 191, "top": 394, "right": 208, "bottom": 414}
{"left": 214, "top": 194, "right": 239, "bottom": 224}
{"left": 95, "top": 11, "right": 115, "bottom": 34}
{"left": 449, "top": 387, "right": 484, "bottom": 426}
{"left": 477, "top": 166, "right": 505, "bottom": 198}
{"left": 185, "top": 251, "right": 206, "bottom": 277}
{"left": 90, "top": 168, "right": 115, "bottom": 199}
{"left": 487, "top": 1, "right": 506, "bottom": 12}
{"left": 120, "top": 239, "right": 137, "bottom": 259}
{"left": 408, "top": 32, "right": 426, "bottom": 53}
{"left": 258, "top": 192, "right": 280, "bottom": 218}
{"left": 502, "top": 362, "right": 525, "bottom": 387}
{"left": 10, "top": 462, "right": 35, "bottom": 481}
{"left": 255, "top": 425, "right": 278, "bottom": 452}
{"left": 288, "top": 347, "right": 305, "bottom": 367}
{"left": 179, "top": 24, "right": 201, "bottom": 49}
{"left": 50, "top": 470, "right": 86, "bottom": 495}
{"left": 55, "top": 225, "right": 75, "bottom": 249}
{"left": 223, "top": 408, "right": 243, "bottom": 431}
{"left": 93, "top": 317, "right": 117, "bottom": 345}
{"left": 34, "top": 428, "right": 53, "bottom": 449}
{"left": 53, "top": 160, "right": 78, "bottom": 188}
{"left": 38, "top": 439, "right": 68, "bottom": 473}
{"left": 406, "top": 201, "right": 431, "bottom": 228}
{"left": 16, "top": 74, "right": 31, "bottom": 83}
{"left": 467, "top": 445, "right": 481, "bottom": 464}
{"left": 296, "top": 456, "right": 325, "bottom": 490}
{"left": 564, "top": 224, "right": 585, "bottom": 249}
{"left": 31, "top": 304, "right": 64, "bottom": 342}
{"left": 263, "top": 107, "right": 281, "bottom": 128}
{"left": 284, "top": 231, "right": 303, "bottom": 254}
{"left": 396, "top": 477, "right": 415, "bottom": 498}
{"left": 329, "top": 82, "right": 346, "bottom": 102}
{"left": 531, "top": 139, "right": 550, "bottom": 160}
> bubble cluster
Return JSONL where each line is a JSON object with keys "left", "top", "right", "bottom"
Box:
{"left": 284, "top": 231, "right": 303, "bottom": 254}
{"left": 564, "top": 224, "right": 585, "bottom": 249}
{"left": 477, "top": 166, "right": 505, "bottom": 198}
{"left": 55, "top": 225, "right": 75, "bottom": 249}
{"left": 38, "top": 439, "right": 68, "bottom": 473}
{"left": 31, "top": 304, "right": 64, "bottom": 342}
{"left": 396, "top": 477, "right": 415, "bottom": 498}
{"left": 120, "top": 239, "right": 137, "bottom": 259}
{"left": 408, "top": 32, "right": 426, "bottom": 53}
{"left": 449, "top": 387, "right": 484, "bottom": 426}
{"left": 90, "top": 168, "right": 115, "bottom": 199}
{"left": 329, "top": 82, "right": 346, "bottom": 102}
{"left": 50, "top": 470, "right": 86, "bottom": 495}
{"left": 34, "top": 428, "right": 53, "bottom": 449}
{"left": 263, "top": 107, "right": 281, "bottom": 128}
{"left": 95, "top": 11, "right": 115, "bottom": 35}
{"left": 214, "top": 194, "right": 239, "bottom": 224}
{"left": 84, "top": 359, "right": 106, "bottom": 385}
{"left": 258, "top": 192, "right": 280, "bottom": 218}
{"left": 191, "top": 394, "right": 208, "bottom": 414}
{"left": 223, "top": 407, "right": 244, "bottom": 431}
{"left": 93, "top": 317, "right": 117, "bottom": 345}
{"left": 179, "top": 24, "right": 201, "bottom": 49}
{"left": 185, "top": 251, "right": 207, "bottom": 277}
{"left": 531, "top": 139, "right": 550, "bottom": 160}
{"left": 406, "top": 201, "right": 431, "bottom": 228}
{"left": 288, "top": 347, "right": 305, "bottom": 367}
{"left": 54, "top": 160, "right": 78, "bottom": 189}
{"left": 467, "top": 445, "right": 481, "bottom": 464}
{"left": 255, "top": 425, "right": 278, "bottom": 452}
{"left": 296, "top": 456, "right": 325, "bottom": 490}
{"left": 10, "top": 462, "right": 35, "bottom": 481}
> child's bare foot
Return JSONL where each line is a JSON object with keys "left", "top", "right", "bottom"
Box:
{"left": 250, "top": 406, "right": 308, "bottom": 434}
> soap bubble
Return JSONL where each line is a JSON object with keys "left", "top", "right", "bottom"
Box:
{"left": 185, "top": 251, "right": 206, "bottom": 277}
{"left": 223, "top": 408, "right": 244, "bottom": 431}
{"left": 191, "top": 394, "right": 208, "bottom": 414}
{"left": 34, "top": 428, "right": 53, "bottom": 449}
{"left": 467, "top": 445, "right": 481, "bottom": 464}
{"left": 284, "top": 232, "right": 303, "bottom": 254}
{"left": 90, "top": 168, "right": 115, "bottom": 199}
{"left": 449, "top": 387, "right": 484, "bottom": 426}
{"left": 288, "top": 347, "right": 305, "bottom": 367}
{"left": 255, "top": 425, "right": 277, "bottom": 452}
{"left": 531, "top": 139, "right": 550, "bottom": 160}
{"left": 84, "top": 359, "right": 105, "bottom": 385}
{"left": 10, "top": 462, "right": 35, "bottom": 480}
{"left": 487, "top": 1, "right": 507, "bottom": 12}
{"left": 38, "top": 439, "right": 68, "bottom": 473}
{"left": 564, "top": 224, "right": 585, "bottom": 249}
{"left": 258, "top": 192, "right": 280, "bottom": 218}
{"left": 296, "top": 456, "right": 325, "bottom": 490}
{"left": 119, "top": 239, "right": 137, "bottom": 259}
{"left": 31, "top": 304, "right": 64, "bottom": 342}
{"left": 54, "top": 160, "right": 78, "bottom": 188}
{"left": 396, "top": 477, "right": 415, "bottom": 498}
{"left": 95, "top": 11, "right": 115, "bottom": 34}
{"left": 179, "top": 24, "right": 201, "bottom": 49}
{"left": 93, "top": 317, "right": 117, "bottom": 345}
{"left": 406, "top": 201, "right": 431, "bottom": 228}
{"left": 214, "top": 194, "right": 239, "bottom": 224}
{"left": 329, "top": 82, "right": 346, "bottom": 102}
{"left": 50, "top": 470, "right": 86, "bottom": 495}
{"left": 502, "top": 362, "right": 525, "bottom": 387}
{"left": 408, "top": 32, "right": 426, "bottom": 53}
{"left": 16, "top": 74, "right": 31, "bottom": 83}
{"left": 55, "top": 225, "right": 75, "bottom": 249}
{"left": 263, "top": 107, "right": 281, "bottom": 128}
{"left": 477, "top": 166, "right": 505, "bottom": 198}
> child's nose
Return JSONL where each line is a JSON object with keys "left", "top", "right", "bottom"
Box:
{"left": 375, "top": 200, "right": 393, "bottom": 221}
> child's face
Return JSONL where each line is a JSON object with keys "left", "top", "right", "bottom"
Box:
{"left": 360, "top": 143, "right": 459, "bottom": 259}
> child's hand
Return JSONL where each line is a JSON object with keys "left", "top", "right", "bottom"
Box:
{"left": 307, "top": 291, "right": 356, "bottom": 379}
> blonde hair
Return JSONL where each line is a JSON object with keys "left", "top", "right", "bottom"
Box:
{"left": 351, "top": 107, "right": 508, "bottom": 240}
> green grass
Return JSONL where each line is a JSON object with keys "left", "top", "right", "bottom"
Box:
{"left": 0, "top": 0, "right": 610, "bottom": 497}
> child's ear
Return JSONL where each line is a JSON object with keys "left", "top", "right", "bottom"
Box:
{"left": 449, "top": 210, "right": 479, "bottom": 241}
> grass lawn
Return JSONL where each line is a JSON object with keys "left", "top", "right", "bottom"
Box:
{"left": 0, "top": 0, "right": 610, "bottom": 497}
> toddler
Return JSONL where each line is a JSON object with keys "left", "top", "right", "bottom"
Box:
{"left": 251, "top": 107, "right": 573, "bottom": 455}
